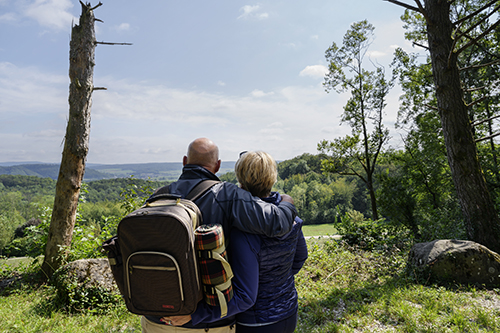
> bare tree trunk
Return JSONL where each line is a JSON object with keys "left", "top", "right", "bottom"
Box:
{"left": 424, "top": 0, "right": 500, "bottom": 253}
{"left": 41, "top": 1, "right": 98, "bottom": 278}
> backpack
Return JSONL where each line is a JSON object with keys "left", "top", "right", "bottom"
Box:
{"left": 102, "top": 180, "right": 220, "bottom": 316}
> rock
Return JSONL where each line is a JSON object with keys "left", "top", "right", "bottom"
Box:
{"left": 54, "top": 258, "right": 118, "bottom": 291}
{"left": 408, "top": 240, "right": 500, "bottom": 287}
{"left": 51, "top": 258, "right": 120, "bottom": 312}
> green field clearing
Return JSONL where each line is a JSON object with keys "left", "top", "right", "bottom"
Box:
{"left": 301, "top": 223, "right": 337, "bottom": 237}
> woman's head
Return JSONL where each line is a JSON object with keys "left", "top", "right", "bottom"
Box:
{"left": 235, "top": 151, "right": 277, "bottom": 198}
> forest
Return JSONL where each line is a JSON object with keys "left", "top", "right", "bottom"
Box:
{"left": 0, "top": 144, "right": 480, "bottom": 258}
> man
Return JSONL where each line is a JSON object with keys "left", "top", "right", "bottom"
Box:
{"left": 141, "top": 138, "right": 297, "bottom": 332}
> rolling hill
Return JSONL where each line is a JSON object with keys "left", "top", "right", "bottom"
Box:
{"left": 0, "top": 162, "right": 236, "bottom": 181}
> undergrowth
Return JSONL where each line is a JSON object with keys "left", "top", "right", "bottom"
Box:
{"left": 1, "top": 238, "right": 500, "bottom": 332}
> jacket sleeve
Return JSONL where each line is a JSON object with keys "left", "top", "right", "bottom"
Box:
{"left": 190, "top": 229, "right": 260, "bottom": 325}
{"left": 292, "top": 218, "right": 308, "bottom": 275}
{"left": 224, "top": 184, "right": 297, "bottom": 237}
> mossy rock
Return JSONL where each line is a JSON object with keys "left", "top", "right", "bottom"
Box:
{"left": 51, "top": 258, "right": 121, "bottom": 313}
{"left": 408, "top": 240, "right": 500, "bottom": 287}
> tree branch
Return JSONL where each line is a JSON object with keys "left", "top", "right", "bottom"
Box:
{"left": 413, "top": 0, "right": 430, "bottom": 24}
{"left": 425, "top": 104, "right": 439, "bottom": 111}
{"left": 412, "top": 41, "right": 429, "bottom": 50}
{"left": 476, "top": 132, "right": 500, "bottom": 143}
{"left": 466, "top": 95, "right": 489, "bottom": 108}
{"left": 90, "top": 2, "right": 103, "bottom": 11}
{"left": 95, "top": 41, "right": 133, "bottom": 46}
{"left": 454, "top": 0, "right": 498, "bottom": 26}
{"left": 466, "top": 86, "right": 486, "bottom": 92}
{"left": 472, "top": 114, "right": 500, "bottom": 128}
{"left": 384, "top": 0, "right": 421, "bottom": 12}
{"left": 460, "top": 59, "right": 500, "bottom": 71}
{"left": 455, "top": 19, "right": 500, "bottom": 56}
{"left": 454, "top": 4, "right": 499, "bottom": 42}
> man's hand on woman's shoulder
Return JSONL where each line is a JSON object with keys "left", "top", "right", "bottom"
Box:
{"left": 280, "top": 194, "right": 294, "bottom": 205}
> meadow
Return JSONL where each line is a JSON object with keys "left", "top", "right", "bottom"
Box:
{"left": 1, "top": 224, "right": 499, "bottom": 332}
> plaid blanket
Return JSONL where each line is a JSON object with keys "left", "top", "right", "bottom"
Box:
{"left": 194, "top": 224, "right": 234, "bottom": 316}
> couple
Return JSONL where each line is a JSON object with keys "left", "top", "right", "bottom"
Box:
{"left": 141, "top": 138, "right": 308, "bottom": 333}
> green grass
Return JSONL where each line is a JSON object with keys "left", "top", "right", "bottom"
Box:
{"left": 301, "top": 223, "right": 338, "bottom": 237}
{"left": 0, "top": 288, "right": 140, "bottom": 333}
{"left": 1, "top": 228, "right": 500, "bottom": 332}
{"left": 294, "top": 241, "right": 500, "bottom": 332}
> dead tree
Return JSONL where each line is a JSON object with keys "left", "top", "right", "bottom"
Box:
{"left": 386, "top": 0, "right": 500, "bottom": 253}
{"left": 41, "top": 1, "right": 101, "bottom": 278}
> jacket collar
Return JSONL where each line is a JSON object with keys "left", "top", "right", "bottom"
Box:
{"left": 179, "top": 164, "right": 220, "bottom": 181}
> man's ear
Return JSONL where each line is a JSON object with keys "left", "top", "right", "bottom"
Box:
{"left": 214, "top": 159, "right": 221, "bottom": 173}
{"left": 183, "top": 156, "right": 188, "bottom": 166}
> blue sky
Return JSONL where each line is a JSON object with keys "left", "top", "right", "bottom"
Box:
{"left": 0, "top": 0, "right": 416, "bottom": 164}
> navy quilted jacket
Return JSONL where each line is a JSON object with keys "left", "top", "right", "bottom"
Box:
{"left": 236, "top": 192, "right": 308, "bottom": 325}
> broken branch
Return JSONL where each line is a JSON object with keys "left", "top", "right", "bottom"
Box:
{"left": 384, "top": 0, "right": 420, "bottom": 12}
{"left": 95, "top": 41, "right": 133, "bottom": 46}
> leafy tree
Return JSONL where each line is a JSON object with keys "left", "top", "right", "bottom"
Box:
{"left": 319, "top": 20, "right": 393, "bottom": 220}
{"left": 388, "top": 0, "right": 500, "bottom": 252}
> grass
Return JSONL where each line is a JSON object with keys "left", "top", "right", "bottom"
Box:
{"left": 301, "top": 223, "right": 338, "bottom": 237}
{"left": 0, "top": 288, "right": 139, "bottom": 332}
{"left": 1, "top": 225, "right": 500, "bottom": 332}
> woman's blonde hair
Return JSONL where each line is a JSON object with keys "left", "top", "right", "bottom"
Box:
{"left": 235, "top": 151, "right": 277, "bottom": 198}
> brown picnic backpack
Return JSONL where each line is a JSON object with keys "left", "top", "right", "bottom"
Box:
{"left": 102, "top": 180, "right": 221, "bottom": 316}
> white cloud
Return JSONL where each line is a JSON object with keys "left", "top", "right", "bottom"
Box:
{"left": 0, "top": 12, "right": 17, "bottom": 23}
{"left": 114, "top": 23, "right": 130, "bottom": 32}
{"left": 0, "top": 62, "right": 67, "bottom": 115}
{"left": 282, "top": 42, "right": 299, "bottom": 49}
{"left": 0, "top": 64, "right": 365, "bottom": 164}
{"left": 299, "top": 65, "right": 328, "bottom": 78}
{"left": 366, "top": 50, "right": 386, "bottom": 58}
{"left": 251, "top": 89, "right": 274, "bottom": 98}
{"left": 217, "top": 81, "right": 226, "bottom": 86}
{"left": 237, "top": 5, "right": 269, "bottom": 20}
{"left": 321, "top": 126, "right": 338, "bottom": 134}
{"left": 310, "top": 35, "right": 319, "bottom": 40}
{"left": 23, "top": 0, "right": 76, "bottom": 31}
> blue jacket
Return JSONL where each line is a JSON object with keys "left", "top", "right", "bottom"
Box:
{"left": 146, "top": 165, "right": 298, "bottom": 329}
{"left": 190, "top": 192, "right": 307, "bottom": 326}
{"left": 236, "top": 192, "right": 308, "bottom": 326}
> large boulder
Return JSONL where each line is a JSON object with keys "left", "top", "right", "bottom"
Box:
{"left": 408, "top": 239, "right": 500, "bottom": 287}
{"left": 57, "top": 258, "right": 117, "bottom": 291}
{"left": 51, "top": 258, "right": 121, "bottom": 312}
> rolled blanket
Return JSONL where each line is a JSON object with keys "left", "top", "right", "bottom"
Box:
{"left": 194, "top": 224, "right": 234, "bottom": 317}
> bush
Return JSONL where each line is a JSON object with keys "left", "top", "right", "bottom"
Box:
{"left": 335, "top": 209, "right": 411, "bottom": 251}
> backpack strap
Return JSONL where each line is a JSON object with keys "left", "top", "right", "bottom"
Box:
{"left": 186, "top": 180, "right": 220, "bottom": 201}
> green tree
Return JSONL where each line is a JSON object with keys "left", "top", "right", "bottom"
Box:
{"left": 319, "top": 20, "right": 393, "bottom": 220}
{"left": 388, "top": 0, "right": 500, "bottom": 252}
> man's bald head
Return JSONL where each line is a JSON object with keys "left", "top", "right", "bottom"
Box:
{"left": 183, "top": 138, "right": 221, "bottom": 174}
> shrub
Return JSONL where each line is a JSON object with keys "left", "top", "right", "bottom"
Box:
{"left": 335, "top": 208, "right": 411, "bottom": 251}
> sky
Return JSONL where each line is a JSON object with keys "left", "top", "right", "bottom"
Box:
{"left": 0, "top": 0, "right": 417, "bottom": 165}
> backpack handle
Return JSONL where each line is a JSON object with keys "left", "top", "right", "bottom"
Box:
{"left": 145, "top": 193, "right": 182, "bottom": 203}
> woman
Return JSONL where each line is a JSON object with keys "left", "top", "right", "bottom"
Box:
{"left": 234, "top": 151, "right": 308, "bottom": 333}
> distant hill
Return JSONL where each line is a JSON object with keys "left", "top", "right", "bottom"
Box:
{"left": 0, "top": 162, "right": 236, "bottom": 181}
{"left": 0, "top": 164, "right": 111, "bottom": 181}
